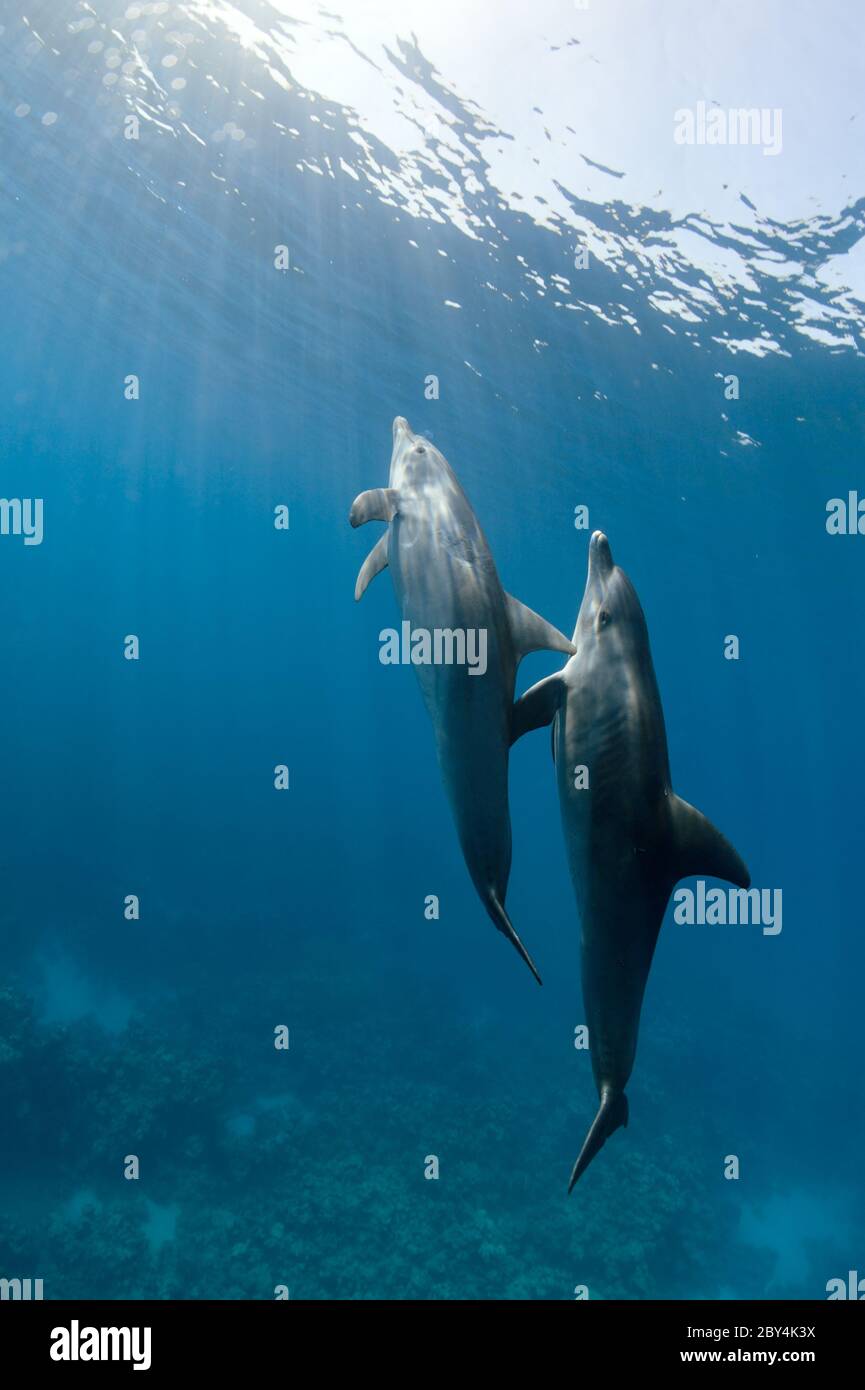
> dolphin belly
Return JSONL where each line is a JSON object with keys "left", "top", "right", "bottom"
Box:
{"left": 558, "top": 693, "right": 668, "bottom": 1134}
{"left": 436, "top": 696, "right": 512, "bottom": 887}
{"left": 391, "top": 544, "right": 540, "bottom": 976}
{"left": 579, "top": 880, "right": 664, "bottom": 1094}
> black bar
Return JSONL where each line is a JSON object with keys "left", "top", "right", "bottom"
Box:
{"left": 1, "top": 1299, "right": 859, "bottom": 1375}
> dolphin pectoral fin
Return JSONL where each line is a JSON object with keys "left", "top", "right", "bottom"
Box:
{"left": 354, "top": 533, "right": 389, "bottom": 601}
{"left": 568, "top": 1090, "right": 629, "bottom": 1192}
{"left": 510, "top": 673, "right": 565, "bottom": 746}
{"left": 668, "top": 795, "right": 751, "bottom": 889}
{"left": 504, "top": 593, "right": 576, "bottom": 660}
{"left": 485, "top": 891, "right": 543, "bottom": 985}
{"left": 349, "top": 488, "right": 398, "bottom": 527}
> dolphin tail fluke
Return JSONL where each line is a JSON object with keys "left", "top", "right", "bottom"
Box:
{"left": 485, "top": 891, "right": 543, "bottom": 986}
{"left": 568, "top": 1090, "right": 628, "bottom": 1192}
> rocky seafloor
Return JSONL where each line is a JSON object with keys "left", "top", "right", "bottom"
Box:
{"left": 0, "top": 933, "right": 851, "bottom": 1301}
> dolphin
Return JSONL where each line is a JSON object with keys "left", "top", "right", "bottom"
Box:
{"left": 350, "top": 416, "right": 574, "bottom": 984}
{"left": 511, "top": 531, "right": 750, "bottom": 1186}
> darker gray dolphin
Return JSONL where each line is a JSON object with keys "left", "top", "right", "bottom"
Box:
{"left": 350, "top": 417, "right": 574, "bottom": 984}
{"left": 512, "top": 531, "right": 750, "bottom": 1186}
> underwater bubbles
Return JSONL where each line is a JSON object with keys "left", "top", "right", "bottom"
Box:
{"left": 211, "top": 121, "right": 247, "bottom": 145}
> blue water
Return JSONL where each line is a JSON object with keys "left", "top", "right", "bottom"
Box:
{"left": 0, "top": 1, "right": 863, "bottom": 1300}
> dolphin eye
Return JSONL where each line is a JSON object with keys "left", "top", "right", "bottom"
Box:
{"left": 415, "top": 445, "right": 426, "bottom": 456}
{"left": 598, "top": 608, "right": 610, "bottom": 627}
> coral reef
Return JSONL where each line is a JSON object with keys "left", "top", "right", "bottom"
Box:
{"left": 0, "top": 950, "right": 848, "bottom": 1299}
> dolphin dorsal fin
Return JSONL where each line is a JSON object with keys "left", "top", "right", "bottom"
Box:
{"left": 505, "top": 593, "right": 575, "bottom": 662}
{"left": 668, "top": 795, "right": 750, "bottom": 889}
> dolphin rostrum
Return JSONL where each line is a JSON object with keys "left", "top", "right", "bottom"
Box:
{"left": 350, "top": 417, "right": 575, "bottom": 984}
{"left": 511, "top": 531, "right": 750, "bottom": 1185}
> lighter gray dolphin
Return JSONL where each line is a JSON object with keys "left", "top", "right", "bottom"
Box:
{"left": 512, "top": 531, "right": 750, "bottom": 1185}
{"left": 350, "top": 417, "right": 574, "bottom": 984}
